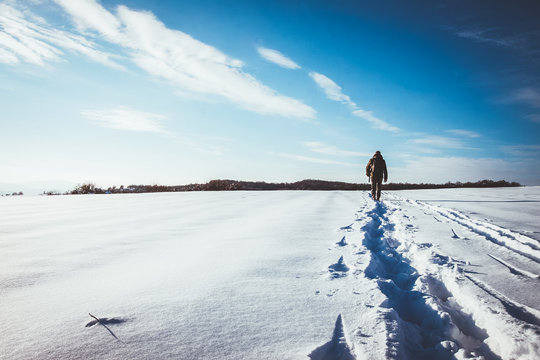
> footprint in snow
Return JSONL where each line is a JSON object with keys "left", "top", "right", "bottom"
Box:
{"left": 336, "top": 236, "right": 348, "bottom": 247}
{"left": 326, "top": 289, "right": 339, "bottom": 297}
{"left": 340, "top": 224, "right": 354, "bottom": 232}
{"left": 354, "top": 329, "right": 372, "bottom": 338}
{"left": 315, "top": 289, "right": 339, "bottom": 297}
{"left": 328, "top": 256, "right": 350, "bottom": 279}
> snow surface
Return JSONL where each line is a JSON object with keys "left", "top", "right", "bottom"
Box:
{"left": 1, "top": 188, "right": 539, "bottom": 359}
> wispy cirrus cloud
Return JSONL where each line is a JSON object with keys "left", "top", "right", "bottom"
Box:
{"left": 303, "top": 141, "right": 369, "bottom": 157}
{"left": 525, "top": 114, "right": 540, "bottom": 123}
{"left": 0, "top": 3, "right": 122, "bottom": 69}
{"left": 82, "top": 106, "right": 167, "bottom": 133}
{"left": 455, "top": 28, "right": 519, "bottom": 48}
{"left": 500, "top": 87, "right": 540, "bottom": 123}
{"left": 82, "top": 106, "right": 231, "bottom": 154}
{"left": 408, "top": 135, "right": 471, "bottom": 150}
{"left": 53, "top": 0, "right": 315, "bottom": 120}
{"left": 452, "top": 25, "right": 540, "bottom": 118}
{"left": 500, "top": 144, "right": 540, "bottom": 158}
{"left": 446, "top": 129, "right": 481, "bottom": 138}
{"left": 257, "top": 47, "right": 300, "bottom": 69}
{"left": 309, "top": 72, "right": 356, "bottom": 108}
{"left": 277, "top": 153, "right": 360, "bottom": 167}
{"left": 352, "top": 109, "right": 400, "bottom": 132}
{"left": 309, "top": 71, "right": 399, "bottom": 132}
{"left": 508, "top": 87, "right": 540, "bottom": 108}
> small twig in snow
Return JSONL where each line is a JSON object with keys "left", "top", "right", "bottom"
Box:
{"left": 88, "top": 313, "right": 125, "bottom": 343}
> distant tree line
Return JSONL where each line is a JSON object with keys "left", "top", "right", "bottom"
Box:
{"left": 51, "top": 179, "right": 521, "bottom": 195}
{"left": 1, "top": 191, "right": 24, "bottom": 196}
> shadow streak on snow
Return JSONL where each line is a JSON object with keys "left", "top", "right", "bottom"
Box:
{"left": 86, "top": 314, "right": 127, "bottom": 344}
{"left": 465, "top": 275, "right": 540, "bottom": 327}
{"left": 487, "top": 254, "right": 540, "bottom": 279}
{"left": 328, "top": 256, "right": 350, "bottom": 279}
{"left": 85, "top": 317, "right": 128, "bottom": 328}
{"left": 361, "top": 202, "right": 501, "bottom": 360}
{"left": 336, "top": 236, "right": 348, "bottom": 247}
{"left": 309, "top": 314, "right": 356, "bottom": 360}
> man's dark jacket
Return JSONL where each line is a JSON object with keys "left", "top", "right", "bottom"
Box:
{"left": 366, "top": 153, "right": 388, "bottom": 181}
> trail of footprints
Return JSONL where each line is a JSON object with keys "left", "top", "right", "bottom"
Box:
{"left": 310, "top": 197, "right": 506, "bottom": 360}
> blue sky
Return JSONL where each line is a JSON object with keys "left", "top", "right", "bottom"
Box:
{"left": 1, "top": 0, "right": 540, "bottom": 193}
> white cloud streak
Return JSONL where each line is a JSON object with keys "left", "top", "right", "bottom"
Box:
{"left": 53, "top": 0, "right": 315, "bottom": 120}
{"left": 455, "top": 28, "right": 517, "bottom": 48}
{"left": 525, "top": 114, "right": 540, "bottom": 123}
{"left": 309, "top": 71, "right": 356, "bottom": 108}
{"left": 352, "top": 109, "right": 400, "bottom": 132}
{"left": 277, "top": 153, "right": 360, "bottom": 167}
{"left": 309, "top": 71, "right": 400, "bottom": 132}
{"left": 500, "top": 144, "right": 540, "bottom": 158}
{"left": 0, "top": 3, "right": 122, "bottom": 69}
{"left": 509, "top": 88, "right": 540, "bottom": 108}
{"left": 408, "top": 135, "right": 467, "bottom": 149}
{"left": 303, "top": 141, "right": 369, "bottom": 157}
{"left": 257, "top": 47, "right": 300, "bottom": 69}
{"left": 82, "top": 106, "right": 167, "bottom": 133}
{"left": 446, "top": 129, "right": 481, "bottom": 138}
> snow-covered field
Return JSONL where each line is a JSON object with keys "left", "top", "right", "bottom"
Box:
{"left": 1, "top": 188, "right": 539, "bottom": 360}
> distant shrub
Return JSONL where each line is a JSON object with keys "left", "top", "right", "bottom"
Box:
{"left": 71, "top": 183, "right": 105, "bottom": 194}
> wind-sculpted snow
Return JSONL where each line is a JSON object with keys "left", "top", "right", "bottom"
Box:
{"left": 1, "top": 189, "right": 539, "bottom": 359}
{"left": 309, "top": 314, "right": 356, "bottom": 360}
{"left": 487, "top": 254, "right": 540, "bottom": 279}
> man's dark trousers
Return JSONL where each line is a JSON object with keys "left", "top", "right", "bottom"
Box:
{"left": 371, "top": 176, "right": 382, "bottom": 201}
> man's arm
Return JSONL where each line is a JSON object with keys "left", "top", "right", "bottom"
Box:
{"left": 383, "top": 160, "right": 388, "bottom": 182}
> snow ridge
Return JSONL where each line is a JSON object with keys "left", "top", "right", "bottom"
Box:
{"left": 487, "top": 254, "right": 540, "bottom": 279}
{"left": 464, "top": 274, "right": 540, "bottom": 327}
{"left": 408, "top": 199, "right": 540, "bottom": 263}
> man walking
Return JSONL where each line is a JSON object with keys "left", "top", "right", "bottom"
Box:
{"left": 366, "top": 151, "right": 388, "bottom": 201}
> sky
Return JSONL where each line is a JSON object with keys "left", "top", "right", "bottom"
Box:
{"left": 1, "top": 0, "right": 540, "bottom": 193}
